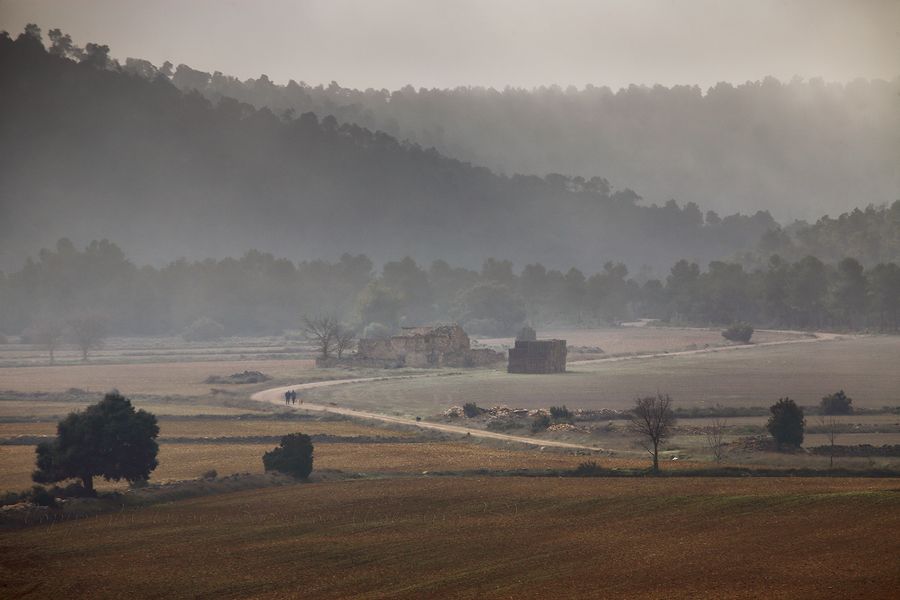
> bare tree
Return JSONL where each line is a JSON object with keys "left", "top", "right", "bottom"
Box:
{"left": 705, "top": 416, "right": 727, "bottom": 463}
{"left": 67, "top": 315, "right": 107, "bottom": 361}
{"left": 818, "top": 415, "right": 839, "bottom": 469}
{"left": 334, "top": 325, "right": 357, "bottom": 359}
{"left": 302, "top": 315, "right": 339, "bottom": 359}
{"left": 31, "top": 319, "right": 65, "bottom": 365}
{"left": 629, "top": 393, "right": 676, "bottom": 473}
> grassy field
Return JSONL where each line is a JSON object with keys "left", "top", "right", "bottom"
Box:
{"left": 305, "top": 336, "right": 900, "bottom": 414}
{"left": 2, "top": 476, "right": 898, "bottom": 599}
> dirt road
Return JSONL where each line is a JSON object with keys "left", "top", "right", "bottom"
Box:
{"left": 251, "top": 330, "right": 846, "bottom": 452}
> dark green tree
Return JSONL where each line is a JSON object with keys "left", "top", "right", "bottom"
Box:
{"left": 33, "top": 391, "right": 159, "bottom": 493}
{"left": 766, "top": 398, "right": 805, "bottom": 449}
{"left": 262, "top": 433, "right": 314, "bottom": 479}
{"left": 820, "top": 390, "right": 853, "bottom": 415}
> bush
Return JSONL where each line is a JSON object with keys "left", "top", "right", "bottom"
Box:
{"left": 820, "top": 390, "right": 853, "bottom": 415}
{"left": 202, "top": 469, "right": 218, "bottom": 480}
{"left": 362, "top": 322, "right": 392, "bottom": 339}
{"left": 549, "top": 405, "right": 572, "bottom": 422}
{"left": 531, "top": 413, "right": 551, "bottom": 433}
{"left": 462, "top": 402, "right": 482, "bottom": 418}
{"left": 573, "top": 461, "right": 604, "bottom": 476}
{"left": 182, "top": 316, "right": 226, "bottom": 342}
{"left": 262, "top": 433, "right": 314, "bottom": 479}
{"left": 766, "top": 397, "right": 805, "bottom": 449}
{"left": 29, "top": 485, "right": 57, "bottom": 507}
{"left": 722, "top": 322, "right": 754, "bottom": 343}
{"left": 516, "top": 326, "right": 537, "bottom": 341}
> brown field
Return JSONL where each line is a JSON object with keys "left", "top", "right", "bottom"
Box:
{"left": 307, "top": 336, "right": 900, "bottom": 414}
{"left": 2, "top": 476, "right": 898, "bottom": 599}
{"left": 0, "top": 441, "right": 612, "bottom": 492}
{"left": 0, "top": 399, "right": 255, "bottom": 420}
{"left": 0, "top": 418, "right": 413, "bottom": 440}
{"left": 0, "top": 358, "right": 316, "bottom": 396}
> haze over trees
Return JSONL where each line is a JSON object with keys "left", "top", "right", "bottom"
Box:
{"left": 1, "top": 238, "right": 898, "bottom": 338}
{"left": 164, "top": 62, "right": 900, "bottom": 222}
{"left": 0, "top": 27, "right": 797, "bottom": 274}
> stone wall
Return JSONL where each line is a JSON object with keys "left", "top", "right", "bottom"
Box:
{"left": 507, "top": 339, "right": 567, "bottom": 374}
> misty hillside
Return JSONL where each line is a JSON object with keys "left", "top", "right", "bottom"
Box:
{"left": 0, "top": 29, "right": 780, "bottom": 273}
{"left": 167, "top": 64, "right": 900, "bottom": 221}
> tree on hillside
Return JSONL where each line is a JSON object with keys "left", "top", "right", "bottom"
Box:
{"left": 67, "top": 315, "right": 107, "bottom": 361}
{"left": 302, "top": 315, "right": 339, "bottom": 359}
{"left": 766, "top": 398, "right": 805, "bottom": 450}
{"left": 262, "top": 433, "right": 314, "bottom": 479}
{"left": 33, "top": 391, "right": 159, "bottom": 493}
{"left": 629, "top": 393, "right": 676, "bottom": 473}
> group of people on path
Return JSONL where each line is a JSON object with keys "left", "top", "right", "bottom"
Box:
{"left": 283, "top": 389, "right": 301, "bottom": 405}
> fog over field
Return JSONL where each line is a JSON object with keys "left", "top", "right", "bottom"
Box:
{"left": 1, "top": 3, "right": 899, "bottom": 599}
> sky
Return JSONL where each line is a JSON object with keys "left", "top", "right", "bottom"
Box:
{"left": 1, "top": 0, "right": 898, "bottom": 90}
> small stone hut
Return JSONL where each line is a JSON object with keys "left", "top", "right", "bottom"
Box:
{"left": 507, "top": 339, "right": 567, "bottom": 374}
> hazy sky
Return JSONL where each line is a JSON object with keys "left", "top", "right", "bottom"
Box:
{"left": 2, "top": 0, "right": 898, "bottom": 89}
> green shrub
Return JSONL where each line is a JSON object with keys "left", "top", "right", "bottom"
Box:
{"left": 820, "top": 390, "right": 853, "bottom": 415}
{"left": 573, "top": 461, "right": 604, "bottom": 476}
{"left": 29, "top": 485, "right": 57, "bottom": 507}
{"left": 549, "top": 405, "right": 572, "bottom": 422}
{"left": 262, "top": 433, "right": 314, "bottom": 479}
{"left": 531, "top": 413, "right": 551, "bottom": 433}
{"left": 722, "top": 322, "right": 754, "bottom": 343}
{"left": 462, "top": 402, "right": 482, "bottom": 418}
{"left": 766, "top": 397, "right": 805, "bottom": 449}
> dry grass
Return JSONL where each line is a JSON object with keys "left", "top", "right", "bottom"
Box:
{"left": 478, "top": 326, "right": 802, "bottom": 355}
{"left": 308, "top": 336, "right": 900, "bottom": 413}
{"left": 2, "top": 477, "right": 898, "bottom": 599}
{"left": 0, "top": 359, "right": 315, "bottom": 396}
{"left": 0, "top": 419, "right": 412, "bottom": 440}
{"left": 0, "top": 399, "right": 254, "bottom": 420}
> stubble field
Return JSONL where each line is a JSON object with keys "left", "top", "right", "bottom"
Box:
{"left": 2, "top": 476, "right": 898, "bottom": 599}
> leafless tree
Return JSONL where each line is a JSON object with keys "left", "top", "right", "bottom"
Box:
{"left": 31, "top": 319, "right": 65, "bottom": 365}
{"left": 67, "top": 315, "right": 107, "bottom": 361}
{"left": 629, "top": 393, "right": 676, "bottom": 473}
{"left": 705, "top": 416, "right": 727, "bottom": 463}
{"left": 334, "top": 325, "right": 356, "bottom": 359}
{"left": 302, "top": 315, "right": 339, "bottom": 359}
{"left": 818, "top": 415, "right": 839, "bottom": 469}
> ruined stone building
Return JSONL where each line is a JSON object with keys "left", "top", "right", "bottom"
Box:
{"left": 507, "top": 339, "right": 567, "bottom": 373}
{"left": 321, "top": 324, "right": 504, "bottom": 368}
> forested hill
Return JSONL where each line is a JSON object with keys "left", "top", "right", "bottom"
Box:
{"left": 0, "top": 28, "right": 781, "bottom": 273}
{"left": 165, "top": 63, "right": 900, "bottom": 222}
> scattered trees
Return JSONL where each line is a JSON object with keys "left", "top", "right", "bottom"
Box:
{"left": 820, "top": 390, "right": 853, "bottom": 415}
{"left": 30, "top": 319, "right": 65, "bottom": 364}
{"left": 722, "top": 323, "right": 754, "bottom": 343}
{"left": 262, "top": 433, "right": 314, "bottom": 479}
{"left": 301, "top": 315, "right": 339, "bottom": 359}
{"left": 766, "top": 398, "right": 805, "bottom": 449}
{"left": 32, "top": 391, "right": 159, "bottom": 493}
{"left": 334, "top": 325, "right": 357, "bottom": 359}
{"left": 629, "top": 393, "right": 676, "bottom": 473}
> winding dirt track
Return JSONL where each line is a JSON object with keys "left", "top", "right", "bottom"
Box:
{"left": 251, "top": 330, "right": 846, "bottom": 452}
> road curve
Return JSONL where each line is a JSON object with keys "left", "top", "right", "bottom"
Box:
{"left": 251, "top": 378, "right": 604, "bottom": 452}
{"left": 250, "top": 330, "right": 847, "bottom": 453}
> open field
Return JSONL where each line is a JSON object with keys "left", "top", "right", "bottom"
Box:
{"left": 0, "top": 441, "right": 610, "bottom": 492}
{"left": 2, "top": 477, "right": 898, "bottom": 599}
{"left": 0, "top": 358, "right": 316, "bottom": 396}
{"left": 479, "top": 326, "right": 806, "bottom": 357}
{"left": 0, "top": 335, "right": 314, "bottom": 367}
{"left": 305, "top": 336, "right": 900, "bottom": 414}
